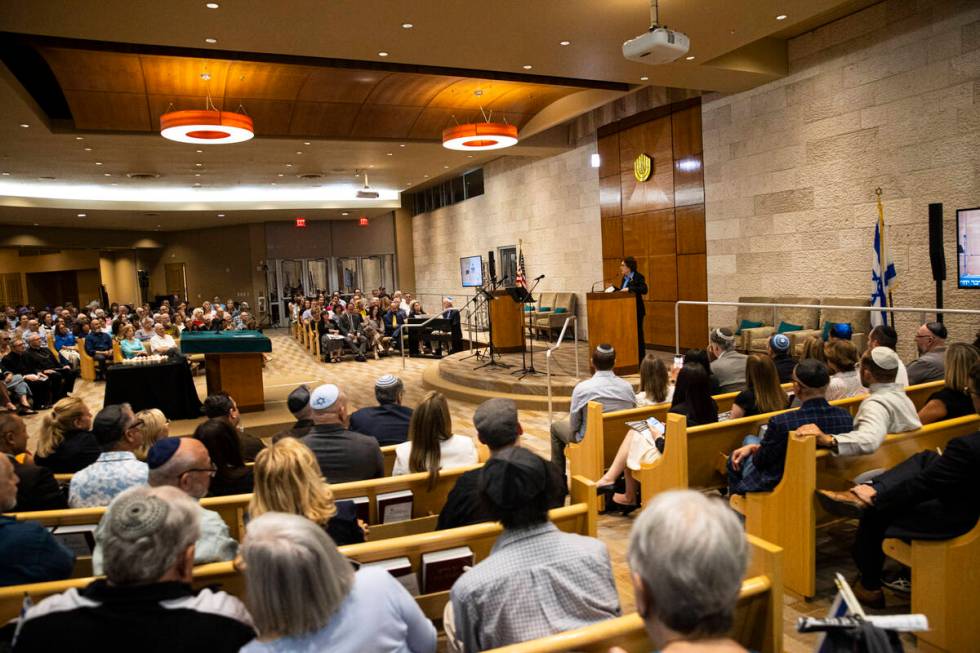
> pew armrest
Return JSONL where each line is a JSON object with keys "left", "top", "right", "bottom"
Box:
{"left": 882, "top": 537, "right": 911, "bottom": 567}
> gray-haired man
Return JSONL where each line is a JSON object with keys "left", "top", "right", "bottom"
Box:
{"left": 349, "top": 375, "right": 413, "bottom": 445}
{"left": 708, "top": 327, "right": 748, "bottom": 393}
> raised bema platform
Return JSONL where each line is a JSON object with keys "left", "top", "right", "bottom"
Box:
{"left": 422, "top": 339, "right": 643, "bottom": 411}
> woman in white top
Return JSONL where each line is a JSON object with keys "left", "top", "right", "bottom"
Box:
{"left": 824, "top": 339, "right": 867, "bottom": 401}
{"left": 392, "top": 391, "right": 478, "bottom": 483}
{"left": 595, "top": 355, "right": 675, "bottom": 512}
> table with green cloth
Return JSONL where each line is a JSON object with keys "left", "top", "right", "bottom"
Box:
{"left": 179, "top": 331, "right": 271, "bottom": 412}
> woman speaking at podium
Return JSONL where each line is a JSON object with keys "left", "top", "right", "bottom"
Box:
{"left": 620, "top": 256, "right": 648, "bottom": 363}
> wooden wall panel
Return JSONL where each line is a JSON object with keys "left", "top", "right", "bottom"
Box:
{"left": 597, "top": 135, "right": 620, "bottom": 179}
{"left": 677, "top": 253, "right": 707, "bottom": 300}
{"left": 675, "top": 204, "right": 706, "bottom": 255}
{"left": 595, "top": 98, "right": 705, "bottom": 350}
{"left": 602, "top": 258, "right": 622, "bottom": 287}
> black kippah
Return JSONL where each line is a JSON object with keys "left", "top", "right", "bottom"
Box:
{"left": 481, "top": 448, "right": 547, "bottom": 510}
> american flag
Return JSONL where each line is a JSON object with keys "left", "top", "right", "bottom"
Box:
{"left": 515, "top": 240, "right": 527, "bottom": 289}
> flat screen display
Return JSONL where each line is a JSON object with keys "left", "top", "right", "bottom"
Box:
{"left": 460, "top": 255, "right": 484, "bottom": 288}
{"left": 957, "top": 207, "right": 980, "bottom": 288}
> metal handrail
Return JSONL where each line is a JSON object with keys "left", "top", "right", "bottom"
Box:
{"left": 673, "top": 300, "right": 980, "bottom": 355}
{"left": 546, "top": 315, "right": 580, "bottom": 425}
{"left": 400, "top": 313, "right": 445, "bottom": 370}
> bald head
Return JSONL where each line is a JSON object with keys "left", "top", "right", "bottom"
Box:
{"left": 148, "top": 438, "right": 212, "bottom": 499}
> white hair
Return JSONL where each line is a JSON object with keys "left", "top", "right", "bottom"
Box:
{"left": 100, "top": 485, "right": 200, "bottom": 586}
{"left": 628, "top": 490, "right": 747, "bottom": 638}
{"left": 242, "top": 512, "right": 355, "bottom": 638}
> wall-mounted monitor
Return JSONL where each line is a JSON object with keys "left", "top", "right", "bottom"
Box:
{"left": 957, "top": 207, "right": 980, "bottom": 288}
{"left": 460, "top": 255, "right": 484, "bottom": 288}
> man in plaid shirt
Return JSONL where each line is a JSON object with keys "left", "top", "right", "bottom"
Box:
{"left": 728, "top": 359, "right": 853, "bottom": 494}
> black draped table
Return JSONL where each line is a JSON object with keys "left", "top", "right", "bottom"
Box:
{"left": 103, "top": 360, "right": 202, "bottom": 420}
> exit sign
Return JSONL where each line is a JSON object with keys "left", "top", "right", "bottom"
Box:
{"left": 295, "top": 217, "right": 306, "bottom": 227}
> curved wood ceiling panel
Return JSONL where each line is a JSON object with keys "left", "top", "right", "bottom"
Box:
{"left": 35, "top": 46, "right": 581, "bottom": 140}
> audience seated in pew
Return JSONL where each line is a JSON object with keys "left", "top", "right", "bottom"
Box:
{"left": 34, "top": 396, "right": 100, "bottom": 473}
{"left": 393, "top": 391, "right": 478, "bottom": 479}
{"left": 0, "top": 454, "right": 74, "bottom": 587}
{"left": 707, "top": 327, "right": 748, "bottom": 393}
{"left": 825, "top": 339, "right": 866, "bottom": 401}
{"left": 767, "top": 333, "right": 796, "bottom": 383}
{"left": 916, "top": 342, "right": 979, "bottom": 425}
{"left": 195, "top": 418, "right": 255, "bottom": 497}
{"left": 0, "top": 413, "right": 66, "bottom": 511}
{"left": 634, "top": 356, "right": 673, "bottom": 407}
{"left": 0, "top": 351, "right": 37, "bottom": 415}
{"left": 446, "top": 447, "right": 619, "bottom": 652}
{"left": 84, "top": 319, "right": 113, "bottom": 379}
{"left": 728, "top": 359, "right": 854, "bottom": 495}
{"left": 239, "top": 512, "right": 436, "bottom": 653}
{"left": 907, "top": 321, "right": 947, "bottom": 385}
{"left": 797, "top": 347, "right": 922, "bottom": 455}
{"left": 626, "top": 490, "right": 754, "bottom": 653}
{"left": 3, "top": 338, "right": 53, "bottom": 409}
{"left": 300, "top": 384, "right": 383, "bottom": 483}
{"left": 816, "top": 360, "right": 980, "bottom": 608}
{"left": 271, "top": 384, "right": 315, "bottom": 443}
{"left": 439, "top": 398, "right": 565, "bottom": 531}
{"left": 25, "top": 332, "right": 77, "bottom": 402}
{"left": 202, "top": 392, "right": 266, "bottom": 462}
{"left": 667, "top": 362, "right": 719, "bottom": 427}
{"left": 12, "top": 486, "right": 255, "bottom": 652}
{"left": 729, "top": 354, "right": 791, "bottom": 419}
{"left": 551, "top": 344, "right": 636, "bottom": 482}
{"left": 798, "top": 334, "right": 826, "bottom": 364}
{"left": 68, "top": 403, "right": 149, "bottom": 508}
{"left": 349, "top": 374, "right": 414, "bottom": 445}
{"left": 250, "top": 437, "right": 365, "bottom": 546}
{"left": 93, "top": 437, "right": 237, "bottom": 573}
{"left": 132, "top": 407, "right": 169, "bottom": 459}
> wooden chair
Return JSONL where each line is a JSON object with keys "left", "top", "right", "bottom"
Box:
{"left": 740, "top": 414, "right": 979, "bottom": 598}
{"left": 882, "top": 520, "right": 980, "bottom": 653}
{"left": 0, "top": 476, "right": 598, "bottom": 624}
{"left": 74, "top": 335, "right": 97, "bottom": 381}
{"left": 483, "top": 534, "right": 782, "bottom": 653}
{"left": 111, "top": 339, "right": 124, "bottom": 363}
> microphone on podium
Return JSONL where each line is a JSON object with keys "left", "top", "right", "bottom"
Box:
{"left": 591, "top": 279, "right": 607, "bottom": 292}
{"left": 533, "top": 274, "right": 545, "bottom": 281}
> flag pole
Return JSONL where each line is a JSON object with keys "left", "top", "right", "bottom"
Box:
{"left": 875, "top": 187, "right": 895, "bottom": 328}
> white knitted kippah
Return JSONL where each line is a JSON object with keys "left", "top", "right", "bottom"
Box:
{"left": 870, "top": 346, "right": 900, "bottom": 370}
{"left": 376, "top": 374, "right": 399, "bottom": 388}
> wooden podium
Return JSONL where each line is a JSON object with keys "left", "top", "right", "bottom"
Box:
{"left": 586, "top": 292, "right": 639, "bottom": 375}
{"left": 489, "top": 289, "right": 524, "bottom": 353}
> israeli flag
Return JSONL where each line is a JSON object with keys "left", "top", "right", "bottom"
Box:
{"left": 870, "top": 219, "right": 896, "bottom": 327}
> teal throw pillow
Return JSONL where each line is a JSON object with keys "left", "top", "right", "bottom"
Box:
{"left": 777, "top": 321, "right": 803, "bottom": 334}
{"left": 538, "top": 306, "right": 552, "bottom": 312}
{"left": 553, "top": 307, "right": 567, "bottom": 314}
{"left": 737, "top": 319, "right": 764, "bottom": 335}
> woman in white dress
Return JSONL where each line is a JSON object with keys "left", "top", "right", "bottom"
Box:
{"left": 393, "top": 390, "right": 478, "bottom": 485}
{"left": 595, "top": 355, "right": 674, "bottom": 513}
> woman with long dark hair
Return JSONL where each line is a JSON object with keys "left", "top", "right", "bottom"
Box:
{"left": 669, "top": 363, "right": 719, "bottom": 427}
{"left": 194, "top": 417, "right": 254, "bottom": 496}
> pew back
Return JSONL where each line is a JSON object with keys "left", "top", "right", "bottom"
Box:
{"left": 483, "top": 534, "right": 782, "bottom": 653}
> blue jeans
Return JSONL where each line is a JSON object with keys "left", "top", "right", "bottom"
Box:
{"left": 727, "top": 435, "right": 763, "bottom": 495}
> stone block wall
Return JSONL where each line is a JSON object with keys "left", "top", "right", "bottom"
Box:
{"left": 412, "top": 142, "right": 603, "bottom": 336}
{"left": 702, "top": 0, "right": 980, "bottom": 358}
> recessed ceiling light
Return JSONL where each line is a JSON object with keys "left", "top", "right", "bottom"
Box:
{"left": 0, "top": 172, "right": 8, "bottom": 176}
{"left": 95, "top": 161, "right": 103, "bottom": 166}
{"left": 75, "top": 136, "right": 84, "bottom": 141}
{"left": 196, "top": 149, "right": 203, "bottom": 153}
{"left": 18, "top": 123, "right": 29, "bottom": 128}
{"left": 217, "top": 213, "right": 225, "bottom": 217}
{"left": 194, "top": 173, "right": 201, "bottom": 177}
{"left": 399, "top": 144, "right": 406, "bottom": 148}
{"left": 271, "top": 182, "right": 277, "bottom": 185}
{"left": 277, "top": 173, "right": 284, "bottom": 177}
{"left": 103, "top": 173, "right": 111, "bottom": 177}
{"left": 776, "top": 14, "right": 787, "bottom": 20}
{"left": 401, "top": 23, "right": 413, "bottom": 29}
{"left": 444, "top": 165, "right": 449, "bottom": 169}
{"left": 32, "top": 223, "right": 38, "bottom": 227}
{"left": 83, "top": 147, "right": 92, "bottom": 151}
{"left": 386, "top": 152, "right": 393, "bottom": 156}
{"left": 368, "top": 164, "right": 374, "bottom": 168}
{"left": 77, "top": 213, "right": 86, "bottom": 217}
{"left": 342, "top": 212, "right": 349, "bottom": 216}
{"left": 285, "top": 163, "right": 293, "bottom": 167}
{"left": 424, "top": 175, "right": 429, "bottom": 178}
{"left": 467, "top": 155, "right": 473, "bottom": 158}
{"left": 378, "top": 51, "right": 389, "bottom": 57}
{"left": 303, "top": 141, "right": 311, "bottom": 146}
{"left": 195, "top": 163, "right": 203, "bottom": 167}
{"left": 296, "top": 151, "right": 303, "bottom": 155}
{"left": 685, "top": 55, "right": 695, "bottom": 60}
{"left": 640, "top": 76, "right": 649, "bottom": 81}
{"left": 205, "top": 37, "right": 217, "bottom": 44}
{"left": 522, "top": 65, "right": 533, "bottom": 70}
{"left": 206, "top": 2, "right": 220, "bottom": 8}
{"left": 559, "top": 40, "right": 571, "bottom": 46}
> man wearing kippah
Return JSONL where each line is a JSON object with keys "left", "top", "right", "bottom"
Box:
{"left": 300, "top": 384, "right": 383, "bottom": 483}
{"left": 797, "top": 347, "right": 921, "bottom": 456}
{"left": 907, "top": 321, "right": 948, "bottom": 385}
{"left": 271, "top": 384, "right": 314, "bottom": 442}
{"left": 550, "top": 345, "right": 636, "bottom": 482}
{"left": 348, "top": 375, "right": 413, "bottom": 445}
{"left": 707, "top": 327, "right": 748, "bottom": 393}
{"left": 767, "top": 333, "right": 796, "bottom": 383}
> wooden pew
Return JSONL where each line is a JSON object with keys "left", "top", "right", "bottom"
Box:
{"left": 741, "top": 414, "right": 979, "bottom": 598}
{"left": 883, "top": 520, "right": 980, "bottom": 653}
{"left": 483, "top": 534, "right": 783, "bottom": 653}
{"left": 0, "top": 476, "right": 598, "bottom": 625}
{"left": 569, "top": 380, "right": 941, "bottom": 486}
{"left": 13, "top": 463, "right": 488, "bottom": 544}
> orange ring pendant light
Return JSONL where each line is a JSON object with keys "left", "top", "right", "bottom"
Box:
{"left": 160, "top": 109, "right": 254, "bottom": 144}
{"left": 442, "top": 122, "right": 518, "bottom": 151}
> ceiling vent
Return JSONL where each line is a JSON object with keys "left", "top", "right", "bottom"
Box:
{"left": 127, "top": 172, "right": 160, "bottom": 180}
{"left": 297, "top": 173, "right": 323, "bottom": 180}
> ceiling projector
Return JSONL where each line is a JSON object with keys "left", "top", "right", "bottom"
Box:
{"left": 623, "top": 26, "right": 690, "bottom": 65}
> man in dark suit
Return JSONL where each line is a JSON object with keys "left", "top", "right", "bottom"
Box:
{"left": 300, "top": 384, "right": 383, "bottom": 483}
{"left": 337, "top": 303, "right": 368, "bottom": 362}
{"left": 818, "top": 360, "right": 980, "bottom": 607}
{"left": 272, "top": 385, "right": 314, "bottom": 443}
{"left": 620, "top": 256, "right": 648, "bottom": 364}
{"left": 26, "top": 333, "right": 76, "bottom": 402}
{"left": 0, "top": 413, "right": 67, "bottom": 511}
{"left": 2, "top": 338, "right": 53, "bottom": 409}
{"left": 349, "top": 375, "right": 413, "bottom": 445}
